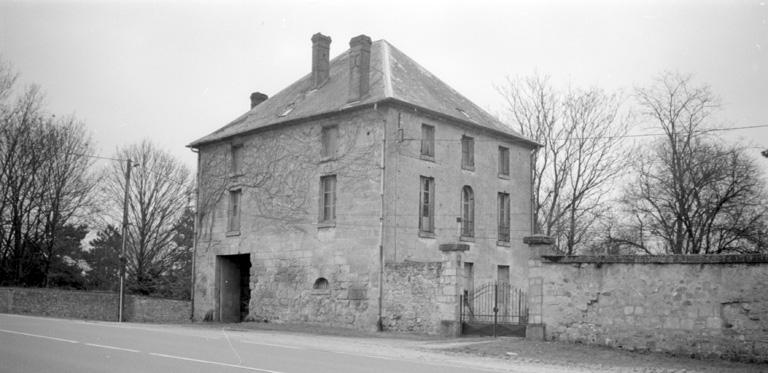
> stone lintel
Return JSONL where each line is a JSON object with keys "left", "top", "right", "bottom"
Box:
{"left": 439, "top": 243, "right": 470, "bottom": 252}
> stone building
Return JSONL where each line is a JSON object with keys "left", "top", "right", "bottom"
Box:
{"left": 188, "top": 33, "right": 538, "bottom": 332}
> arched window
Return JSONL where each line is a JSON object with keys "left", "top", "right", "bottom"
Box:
{"left": 461, "top": 186, "right": 474, "bottom": 237}
{"left": 313, "top": 277, "right": 329, "bottom": 290}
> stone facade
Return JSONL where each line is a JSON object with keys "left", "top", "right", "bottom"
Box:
{"left": 382, "top": 109, "right": 533, "bottom": 289}
{"left": 190, "top": 33, "right": 537, "bottom": 334}
{"left": 0, "top": 287, "right": 191, "bottom": 323}
{"left": 194, "top": 108, "right": 384, "bottom": 329}
{"left": 529, "top": 255, "right": 768, "bottom": 361}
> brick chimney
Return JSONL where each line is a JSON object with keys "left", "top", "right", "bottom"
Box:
{"left": 348, "top": 34, "right": 372, "bottom": 102}
{"left": 250, "top": 92, "right": 268, "bottom": 109}
{"left": 311, "top": 33, "right": 332, "bottom": 88}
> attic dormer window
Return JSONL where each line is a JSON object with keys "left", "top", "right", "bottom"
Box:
{"left": 278, "top": 103, "right": 295, "bottom": 117}
{"left": 456, "top": 107, "right": 471, "bottom": 119}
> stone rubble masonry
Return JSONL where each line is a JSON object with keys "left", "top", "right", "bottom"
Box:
{"left": 382, "top": 244, "right": 467, "bottom": 336}
{"left": 0, "top": 287, "right": 191, "bottom": 323}
{"left": 529, "top": 255, "right": 768, "bottom": 361}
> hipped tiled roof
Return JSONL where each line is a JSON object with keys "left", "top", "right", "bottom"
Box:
{"left": 189, "top": 39, "right": 536, "bottom": 148}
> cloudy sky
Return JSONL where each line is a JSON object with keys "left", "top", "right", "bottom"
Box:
{"left": 1, "top": 0, "right": 766, "bottom": 171}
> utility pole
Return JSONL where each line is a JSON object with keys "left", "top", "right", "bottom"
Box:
{"left": 118, "top": 159, "right": 132, "bottom": 322}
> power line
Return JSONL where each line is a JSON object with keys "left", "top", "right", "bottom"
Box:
{"left": 398, "top": 124, "right": 768, "bottom": 143}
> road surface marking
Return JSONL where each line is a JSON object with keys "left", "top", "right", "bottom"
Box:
{"left": 148, "top": 352, "right": 284, "bottom": 372}
{"left": 0, "top": 328, "right": 78, "bottom": 344}
{"left": 239, "top": 340, "right": 304, "bottom": 350}
{"left": 84, "top": 343, "right": 140, "bottom": 353}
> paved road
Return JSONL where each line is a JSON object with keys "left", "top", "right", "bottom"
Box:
{"left": 0, "top": 313, "right": 565, "bottom": 373}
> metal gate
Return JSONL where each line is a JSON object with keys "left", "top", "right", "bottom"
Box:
{"left": 460, "top": 281, "right": 528, "bottom": 337}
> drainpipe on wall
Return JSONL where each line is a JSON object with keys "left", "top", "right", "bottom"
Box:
{"left": 377, "top": 111, "right": 386, "bottom": 332}
{"left": 530, "top": 148, "right": 538, "bottom": 235}
{"left": 190, "top": 148, "right": 200, "bottom": 321}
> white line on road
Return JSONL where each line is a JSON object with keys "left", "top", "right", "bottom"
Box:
{"left": 148, "top": 353, "right": 285, "bottom": 372}
{"left": 239, "top": 340, "right": 304, "bottom": 350}
{"left": 0, "top": 328, "right": 78, "bottom": 344}
{"left": 84, "top": 343, "right": 140, "bottom": 353}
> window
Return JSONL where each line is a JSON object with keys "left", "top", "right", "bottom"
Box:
{"left": 461, "top": 186, "right": 474, "bottom": 238}
{"left": 498, "top": 146, "right": 510, "bottom": 176}
{"left": 228, "top": 189, "right": 241, "bottom": 232}
{"left": 231, "top": 144, "right": 243, "bottom": 175}
{"left": 319, "top": 175, "right": 336, "bottom": 223}
{"left": 313, "top": 277, "right": 329, "bottom": 290}
{"left": 321, "top": 125, "right": 338, "bottom": 158}
{"left": 461, "top": 136, "right": 474, "bottom": 170}
{"left": 420, "top": 124, "right": 434, "bottom": 158}
{"left": 498, "top": 192, "right": 510, "bottom": 242}
{"left": 419, "top": 176, "right": 435, "bottom": 233}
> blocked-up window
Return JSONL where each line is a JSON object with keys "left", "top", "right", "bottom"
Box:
{"left": 319, "top": 175, "right": 336, "bottom": 223}
{"left": 321, "top": 125, "right": 338, "bottom": 158}
{"left": 419, "top": 176, "right": 435, "bottom": 233}
{"left": 461, "top": 136, "right": 474, "bottom": 170}
{"left": 231, "top": 144, "right": 243, "bottom": 175}
{"left": 228, "top": 189, "right": 241, "bottom": 232}
{"left": 498, "top": 192, "right": 510, "bottom": 242}
{"left": 461, "top": 186, "right": 474, "bottom": 237}
{"left": 420, "top": 124, "right": 435, "bottom": 158}
{"left": 498, "top": 146, "right": 510, "bottom": 176}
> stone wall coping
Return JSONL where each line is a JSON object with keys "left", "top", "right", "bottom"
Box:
{"left": 439, "top": 243, "right": 470, "bottom": 252}
{"left": 523, "top": 235, "right": 555, "bottom": 245}
{"left": 541, "top": 254, "right": 768, "bottom": 264}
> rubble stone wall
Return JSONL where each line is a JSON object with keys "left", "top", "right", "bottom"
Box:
{"left": 0, "top": 287, "right": 191, "bottom": 323}
{"left": 531, "top": 255, "right": 768, "bottom": 361}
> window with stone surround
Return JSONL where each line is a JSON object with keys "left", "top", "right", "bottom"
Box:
{"left": 461, "top": 136, "right": 474, "bottom": 170}
{"left": 321, "top": 125, "right": 338, "bottom": 159}
{"left": 420, "top": 124, "right": 435, "bottom": 159}
{"left": 498, "top": 192, "right": 510, "bottom": 242}
{"left": 319, "top": 175, "right": 336, "bottom": 224}
{"left": 498, "top": 146, "right": 510, "bottom": 177}
{"left": 231, "top": 143, "right": 243, "bottom": 175}
{"left": 461, "top": 186, "right": 474, "bottom": 238}
{"left": 419, "top": 176, "right": 435, "bottom": 234}
{"left": 228, "top": 189, "right": 241, "bottom": 233}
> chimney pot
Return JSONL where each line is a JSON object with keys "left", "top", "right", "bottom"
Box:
{"left": 348, "top": 34, "right": 372, "bottom": 102}
{"left": 250, "top": 92, "right": 268, "bottom": 109}
{"left": 311, "top": 33, "right": 332, "bottom": 88}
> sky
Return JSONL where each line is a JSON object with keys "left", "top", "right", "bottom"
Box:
{"left": 0, "top": 0, "right": 766, "bottom": 172}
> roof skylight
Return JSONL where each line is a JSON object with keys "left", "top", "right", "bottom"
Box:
{"left": 278, "top": 103, "right": 296, "bottom": 117}
{"left": 456, "top": 107, "right": 471, "bottom": 119}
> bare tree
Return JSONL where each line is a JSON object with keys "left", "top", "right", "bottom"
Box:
{"left": 0, "top": 58, "right": 97, "bottom": 286}
{"left": 103, "top": 140, "right": 193, "bottom": 295}
{"left": 617, "top": 72, "right": 767, "bottom": 254}
{"left": 497, "top": 74, "right": 629, "bottom": 254}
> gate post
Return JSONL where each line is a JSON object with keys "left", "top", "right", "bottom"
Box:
{"left": 438, "top": 243, "right": 469, "bottom": 337}
{"left": 523, "top": 234, "right": 555, "bottom": 340}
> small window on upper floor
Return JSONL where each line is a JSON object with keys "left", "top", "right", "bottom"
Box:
{"left": 498, "top": 146, "right": 510, "bottom": 177}
{"left": 321, "top": 125, "right": 339, "bottom": 159}
{"left": 231, "top": 143, "right": 243, "bottom": 175}
{"left": 461, "top": 136, "right": 474, "bottom": 170}
{"left": 420, "top": 124, "right": 435, "bottom": 159}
